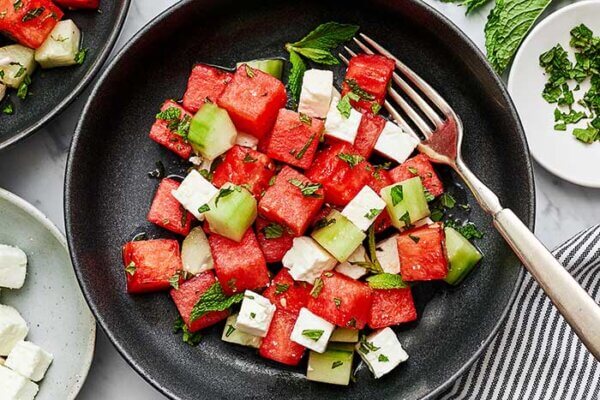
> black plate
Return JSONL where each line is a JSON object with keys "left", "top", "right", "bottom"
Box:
{"left": 0, "top": 0, "right": 130, "bottom": 150}
{"left": 65, "top": 0, "right": 535, "bottom": 399}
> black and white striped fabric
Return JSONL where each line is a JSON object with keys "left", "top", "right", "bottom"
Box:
{"left": 440, "top": 224, "right": 600, "bottom": 400}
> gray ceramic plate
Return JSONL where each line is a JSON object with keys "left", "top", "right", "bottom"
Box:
{"left": 0, "top": 188, "right": 95, "bottom": 399}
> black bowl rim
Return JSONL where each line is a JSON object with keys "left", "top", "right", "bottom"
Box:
{"left": 0, "top": 0, "right": 132, "bottom": 151}
{"left": 65, "top": 0, "right": 536, "bottom": 398}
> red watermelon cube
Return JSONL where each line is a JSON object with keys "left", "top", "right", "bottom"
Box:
{"left": 0, "top": 0, "right": 63, "bottom": 48}
{"left": 255, "top": 217, "right": 294, "bottom": 263}
{"left": 259, "top": 309, "right": 305, "bottom": 366}
{"left": 170, "top": 271, "right": 230, "bottom": 332}
{"left": 217, "top": 65, "right": 287, "bottom": 139}
{"left": 147, "top": 178, "right": 193, "bottom": 236}
{"left": 305, "top": 142, "right": 372, "bottom": 206}
{"left": 122, "top": 239, "right": 183, "bottom": 294}
{"left": 265, "top": 109, "right": 323, "bottom": 169}
{"left": 354, "top": 113, "right": 386, "bottom": 158}
{"left": 367, "top": 167, "right": 394, "bottom": 232}
{"left": 209, "top": 229, "right": 270, "bottom": 295}
{"left": 389, "top": 154, "right": 444, "bottom": 197}
{"left": 342, "top": 54, "right": 395, "bottom": 113}
{"left": 398, "top": 223, "right": 448, "bottom": 281}
{"left": 182, "top": 64, "right": 232, "bottom": 113}
{"left": 258, "top": 166, "right": 324, "bottom": 236}
{"left": 53, "top": 0, "right": 98, "bottom": 9}
{"left": 263, "top": 269, "right": 312, "bottom": 315}
{"left": 212, "top": 145, "right": 276, "bottom": 198}
{"left": 368, "top": 288, "right": 417, "bottom": 329}
{"left": 149, "top": 100, "right": 193, "bottom": 159}
{"left": 307, "top": 272, "right": 373, "bottom": 329}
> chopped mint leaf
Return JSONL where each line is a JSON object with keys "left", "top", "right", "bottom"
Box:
{"left": 358, "top": 335, "right": 380, "bottom": 354}
{"left": 310, "top": 278, "right": 324, "bottom": 298}
{"left": 366, "top": 273, "right": 408, "bottom": 289}
{"left": 337, "top": 93, "right": 359, "bottom": 118}
{"left": 333, "top": 297, "right": 342, "bottom": 308}
{"left": 378, "top": 354, "right": 390, "bottom": 362}
{"left": 364, "top": 208, "right": 381, "bottom": 220}
{"left": 75, "top": 48, "right": 88, "bottom": 65}
{"left": 371, "top": 102, "right": 382, "bottom": 115}
{"left": 215, "top": 186, "right": 240, "bottom": 207}
{"left": 337, "top": 152, "right": 364, "bottom": 167}
{"left": 243, "top": 153, "right": 257, "bottom": 163}
{"left": 2, "top": 103, "right": 14, "bottom": 115}
{"left": 288, "top": 178, "right": 322, "bottom": 197}
{"left": 169, "top": 271, "right": 181, "bottom": 290}
{"left": 17, "top": 75, "right": 30, "bottom": 100}
{"left": 274, "top": 283, "right": 290, "bottom": 295}
{"left": 173, "top": 317, "right": 202, "bottom": 346}
{"left": 439, "top": 193, "right": 456, "bottom": 209}
{"left": 390, "top": 185, "right": 404, "bottom": 206}
{"left": 245, "top": 64, "right": 255, "bottom": 78}
{"left": 302, "top": 329, "right": 324, "bottom": 341}
{"left": 263, "top": 223, "right": 285, "bottom": 239}
{"left": 290, "top": 133, "right": 316, "bottom": 160}
{"left": 299, "top": 112, "right": 312, "bottom": 125}
{"left": 344, "top": 78, "right": 375, "bottom": 101}
{"left": 21, "top": 6, "right": 45, "bottom": 22}
{"left": 332, "top": 360, "right": 344, "bottom": 369}
{"left": 399, "top": 211, "right": 412, "bottom": 228}
{"left": 573, "top": 126, "right": 598, "bottom": 143}
{"left": 225, "top": 324, "right": 236, "bottom": 338}
{"left": 198, "top": 204, "right": 210, "bottom": 213}
{"left": 125, "top": 261, "right": 136, "bottom": 276}
{"left": 314, "top": 217, "right": 336, "bottom": 230}
{"left": 445, "top": 219, "right": 484, "bottom": 240}
{"left": 189, "top": 283, "right": 244, "bottom": 322}
{"left": 408, "top": 234, "right": 420, "bottom": 243}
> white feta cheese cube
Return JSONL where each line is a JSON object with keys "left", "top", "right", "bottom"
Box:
{"left": 35, "top": 19, "right": 81, "bottom": 69}
{"left": 221, "top": 314, "right": 262, "bottom": 348}
{"left": 335, "top": 245, "right": 368, "bottom": 280}
{"left": 356, "top": 327, "right": 409, "bottom": 379}
{"left": 0, "top": 245, "right": 27, "bottom": 289}
{"left": 341, "top": 186, "right": 386, "bottom": 231}
{"left": 0, "top": 364, "right": 39, "bottom": 400}
{"left": 376, "top": 235, "right": 400, "bottom": 275}
{"left": 0, "top": 305, "right": 28, "bottom": 356}
{"left": 235, "top": 132, "right": 259, "bottom": 149}
{"left": 235, "top": 291, "right": 276, "bottom": 338}
{"left": 374, "top": 121, "right": 419, "bottom": 163}
{"left": 324, "top": 99, "right": 362, "bottom": 144}
{"left": 282, "top": 237, "right": 337, "bottom": 284}
{"left": 290, "top": 308, "right": 335, "bottom": 353}
{"left": 5, "top": 341, "right": 53, "bottom": 382}
{"left": 0, "top": 45, "right": 36, "bottom": 89}
{"left": 171, "top": 169, "right": 218, "bottom": 220}
{"left": 298, "top": 69, "right": 334, "bottom": 119}
{"left": 180, "top": 227, "right": 213, "bottom": 275}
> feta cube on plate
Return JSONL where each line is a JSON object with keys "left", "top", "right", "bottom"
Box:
{"left": 374, "top": 120, "right": 419, "bottom": 163}
{"left": 298, "top": 69, "right": 334, "bottom": 119}
{"left": 341, "top": 186, "right": 386, "bottom": 231}
{"left": 356, "top": 327, "right": 409, "bottom": 378}
{"left": 282, "top": 237, "right": 337, "bottom": 284}
{"left": 235, "top": 291, "right": 276, "bottom": 337}
{"left": 5, "top": 341, "right": 53, "bottom": 382}
{"left": 235, "top": 132, "right": 259, "bottom": 149}
{"left": 0, "top": 45, "right": 36, "bottom": 88}
{"left": 291, "top": 308, "right": 335, "bottom": 353}
{"left": 0, "top": 305, "right": 29, "bottom": 356}
{"left": 0, "top": 364, "right": 39, "bottom": 400}
{"left": 324, "top": 99, "right": 362, "bottom": 144}
{"left": 221, "top": 314, "right": 262, "bottom": 348}
{"left": 35, "top": 20, "right": 81, "bottom": 69}
{"left": 375, "top": 235, "right": 400, "bottom": 275}
{"left": 335, "top": 245, "right": 368, "bottom": 280}
{"left": 0, "top": 244, "right": 27, "bottom": 289}
{"left": 171, "top": 169, "right": 218, "bottom": 220}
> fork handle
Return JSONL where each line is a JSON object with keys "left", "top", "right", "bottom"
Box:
{"left": 493, "top": 208, "right": 600, "bottom": 360}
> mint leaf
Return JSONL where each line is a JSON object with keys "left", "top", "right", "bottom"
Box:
{"left": 337, "top": 93, "right": 359, "bottom": 118}
{"left": 366, "top": 273, "right": 408, "bottom": 289}
{"left": 390, "top": 185, "right": 404, "bottom": 206}
{"left": 302, "top": 329, "right": 324, "bottom": 341}
{"left": 189, "top": 283, "right": 244, "bottom": 322}
{"left": 485, "top": 0, "right": 552, "bottom": 73}
{"left": 337, "top": 152, "right": 364, "bottom": 167}
{"left": 294, "top": 47, "right": 339, "bottom": 65}
{"left": 573, "top": 126, "right": 599, "bottom": 143}
{"left": 288, "top": 22, "right": 359, "bottom": 52}
{"left": 287, "top": 50, "right": 306, "bottom": 101}
{"left": 263, "top": 223, "right": 285, "bottom": 239}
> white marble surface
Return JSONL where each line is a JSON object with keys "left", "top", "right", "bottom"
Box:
{"left": 0, "top": 0, "right": 598, "bottom": 398}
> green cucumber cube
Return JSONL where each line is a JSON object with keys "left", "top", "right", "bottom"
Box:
{"left": 307, "top": 343, "right": 354, "bottom": 386}
{"left": 0, "top": 45, "right": 36, "bottom": 88}
{"left": 236, "top": 59, "right": 284, "bottom": 79}
{"left": 330, "top": 328, "right": 359, "bottom": 343}
{"left": 444, "top": 227, "right": 483, "bottom": 285}
{"left": 188, "top": 103, "right": 236, "bottom": 160}
{"left": 221, "top": 314, "right": 262, "bottom": 348}
{"left": 380, "top": 177, "right": 430, "bottom": 230}
{"left": 205, "top": 183, "right": 257, "bottom": 242}
{"left": 35, "top": 20, "right": 81, "bottom": 69}
{"left": 311, "top": 210, "right": 366, "bottom": 262}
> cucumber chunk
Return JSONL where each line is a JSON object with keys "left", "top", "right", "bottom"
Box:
{"left": 307, "top": 342, "right": 354, "bottom": 386}
{"left": 0, "top": 45, "right": 36, "bottom": 88}
{"left": 221, "top": 314, "right": 262, "bottom": 348}
{"left": 205, "top": 183, "right": 257, "bottom": 242}
{"left": 35, "top": 20, "right": 81, "bottom": 69}
{"left": 380, "top": 177, "right": 430, "bottom": 230}
{"left": 236, "top": 59, "right": 284, "bottom": 79}
{"left": 330, "top": 328, "right": 359, "bottom": 343}
{"left": 311, "top": 210, "right": 366, "bottom": 263}
{"left": 188, "top": 103, "right": 236, "bottom": 160}
{"left": 444, "top": 227, "right": 483, "bottom": 285}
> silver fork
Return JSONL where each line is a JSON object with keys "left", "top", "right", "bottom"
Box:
{"left": 341, "top": 34, "right": 600, "bottom": 360}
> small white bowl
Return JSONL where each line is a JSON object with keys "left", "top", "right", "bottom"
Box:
{"left": 508, "top": 0, "right": 600, "bottom": 188}
{"left": 0, "top": 188, "right": 96, "bottom": 399}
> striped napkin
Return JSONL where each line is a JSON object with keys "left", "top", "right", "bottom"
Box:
{"left": 440, "top": 225, "right": 600, "bottom": 400}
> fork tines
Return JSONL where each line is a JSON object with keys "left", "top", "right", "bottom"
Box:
{"left": 339, "top": 33, "right": 454, "bottom": 141}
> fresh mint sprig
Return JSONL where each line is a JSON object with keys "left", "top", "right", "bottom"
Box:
{"left": 285, "top": 22, "right": 359, "bottom": 101}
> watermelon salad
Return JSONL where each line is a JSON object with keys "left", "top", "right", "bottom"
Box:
{"left": 0, "top": 0, "right": 98, "bottom": 116}
{"left": 122, "top": 23, "right": 484, "bottom": 385}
